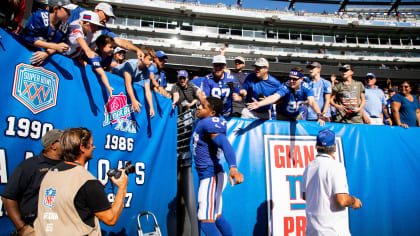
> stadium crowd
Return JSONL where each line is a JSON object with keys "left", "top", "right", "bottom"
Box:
{"left": 2, "top": 0, "right": 419, "bottom": 128}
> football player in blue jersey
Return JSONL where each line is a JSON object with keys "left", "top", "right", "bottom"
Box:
{"left": 20, "top": 0, "right": 78, "bottom": 65}
{"left": 193, "top": 95, "right": 244, "bottom": 236}
{"left": 67, "top": 2, "right": 144, "bottom": 60}
{"left": 247, "top": 67, "right": 326, "bottom": 126}
{"left": 202, "top": 55, "right": 242, "bottom": 116}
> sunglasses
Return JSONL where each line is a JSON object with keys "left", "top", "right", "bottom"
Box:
{"left": 289, "top": 77, "right": 301, "bottom": 81}
{"left": 401, "top": 85, "right": 410, "bottom": 89}
{"left": 339, "top": 69, "right": 349, "bottom": 73}
{"left": 234, "top": 60, "right": 244, "bottom": 64}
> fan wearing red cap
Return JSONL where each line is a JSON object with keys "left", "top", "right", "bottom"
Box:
{"left": 302, "top": 129, "right": 362, "bottom": 236}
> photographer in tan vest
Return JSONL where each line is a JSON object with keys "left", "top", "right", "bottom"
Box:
{"left": 34, "top": 127, "right": 128, "bottom": 236}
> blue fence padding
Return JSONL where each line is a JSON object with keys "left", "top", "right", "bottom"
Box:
{"left": 0, "top": 28, "right": 177, "bottom": 236}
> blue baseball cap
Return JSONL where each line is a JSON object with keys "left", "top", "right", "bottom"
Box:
{"left": 365, "top": 73, "right": 376, "bottom": 79}
{"left": 177, "top": 70, "right": 188, "bottom": 78}
{"left": 156, "top": 51, "right": 168, "bottom": 59}
{"left": 316, "top": 129, "right": 335, "bottom": 147}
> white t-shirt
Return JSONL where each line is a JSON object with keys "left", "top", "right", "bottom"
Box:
{"left": 64, "top": 20, "right": 93, "bottom": 59}
{"left": 302, "top": 154, "right": 350, "bottom": 236}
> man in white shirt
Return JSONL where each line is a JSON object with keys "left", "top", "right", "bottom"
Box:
{"left": 302, "top": 129, "right": 362, "bottom": 236}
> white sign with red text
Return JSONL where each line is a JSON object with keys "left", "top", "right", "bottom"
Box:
{"left": 264, "top": 135, "right": 345, "bottom": 236}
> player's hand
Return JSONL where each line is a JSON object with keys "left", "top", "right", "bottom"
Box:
{"left": 351, "top": 197, "right": 362, "bottom": 209}
{"left": 132, "top": 99, "right": 142, "bottom": 113}
{"left": 229, "top": 167, "right": 244, "bottom": 186}
{"left": 54, "top": 42, "right": 70, "bottom": 53}
{"left": 110, "top": 170, "right": 128, "bottom": 189}
{"left": 385, "top": 118, "right": 392, "bottom": 125}
{"left": 19, "top": 224, "right": 35, "bottom": 236}
{"left": 30, "top": 51, "right": 49, "bottom": 66}
{"left": 246, "top": 97, "right": 260, "bottom": 111}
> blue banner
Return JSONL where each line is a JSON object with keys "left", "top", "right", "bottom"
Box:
{"left": 205, "top": 118, "right": 420, "bottom": 236}
{"left": 0, "top": 29, "right": 177, "bottom": 236}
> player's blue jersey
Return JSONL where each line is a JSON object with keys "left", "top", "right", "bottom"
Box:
{"left": 276, "top": 81, "right": 314, "bottom": 117}
{"left": 21, "top": 10, "right": 69, "bottom": 44}
{"left": 202, "top": 72, "right": 240, "bottom": 115}
{"left": 192, "top": 116, "right": 227, "bottom": 179}
{"left": 306, "top": 78, "right": 332, "bottom": 120}
{"left": 148, "top": 63, "right": 167, "bottom": 88}
{"left": 242, "top": 72, "right": 280, "bottom": 112}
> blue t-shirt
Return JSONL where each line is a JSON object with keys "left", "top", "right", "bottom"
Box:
{"left": 307, "top": 78, "right": 332, "bottom": 120}
{"left": 192, "top": 116, "right": 227, "bottom": 179}
{"left": 276, "top": 81, "right": 314, "bottom": 117}
{"left": 21, "top": 10, "right": 69, "bottom": 44}
{"left": 202, "top": 72, "right": 240, "bottom": 115}
{"left": 363, "top": 85, "right": 387, "bottom": 118}
{"left": 148, "top": 63, "right": 167, "bottom": 88}
{"left": 242, "top": 73, "right": 280, "bottom": 112}
{"left": 390, "top": 93, "right": 420, "bottom": 127}
{"left": 111, "top": 59, "right": 150, "bottom": 87}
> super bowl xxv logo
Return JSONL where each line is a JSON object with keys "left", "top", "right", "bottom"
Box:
{"left": 103, "top": 92, "right": 136, "bottom": 133}
{"left": 12, "top": 63, "right": 59, "bottom": 114}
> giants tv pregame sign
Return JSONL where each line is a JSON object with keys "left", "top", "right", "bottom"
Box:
{"left": 264, "top": 135, "right": 345, "bottom": 236}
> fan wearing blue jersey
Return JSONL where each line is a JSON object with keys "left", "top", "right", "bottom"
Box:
{"left": 202, "top": 55, "right": 242, "bottom": 116}
{"left": 193, "top": 96, "right": 244, "bottom": 236}
{"left": 20, "top": 0, "right": 78, "bottom": 65}
{"left": 247, "top": 67, "right": 326, "bottom": 126}
{"left": 67, "top": 2, "right": 144, "bottom": 60}
{"left": 240, "top": 58, "right": 280, "bottom": 120}
{"left": 305, "top": 62, "right": 332, "bottom": 121}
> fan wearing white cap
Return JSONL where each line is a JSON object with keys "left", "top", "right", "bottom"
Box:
{"left": 201, "top": 55, "right": 242, "bottom": 116}
{"left": 67, "top": 2, "right": 144, "bottom": 61}
{"left": 64, "top": 11, "right": 115, "bottom": 98}
{"left": 20, "top": 0, "right": 78, "bottom": 66}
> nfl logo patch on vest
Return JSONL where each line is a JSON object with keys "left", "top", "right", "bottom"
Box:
{"left": 44, "top": 188, "right": 56, "bottom": 208}
{"left": 12, "top": 63, "right": 59, "bottom": 114}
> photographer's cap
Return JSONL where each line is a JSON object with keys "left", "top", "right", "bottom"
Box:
{"left": 316, "top": 129, "right": 335, "bottom": 147}
{"left": 42, "top": 129, "right": 63, "bottom": 148}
